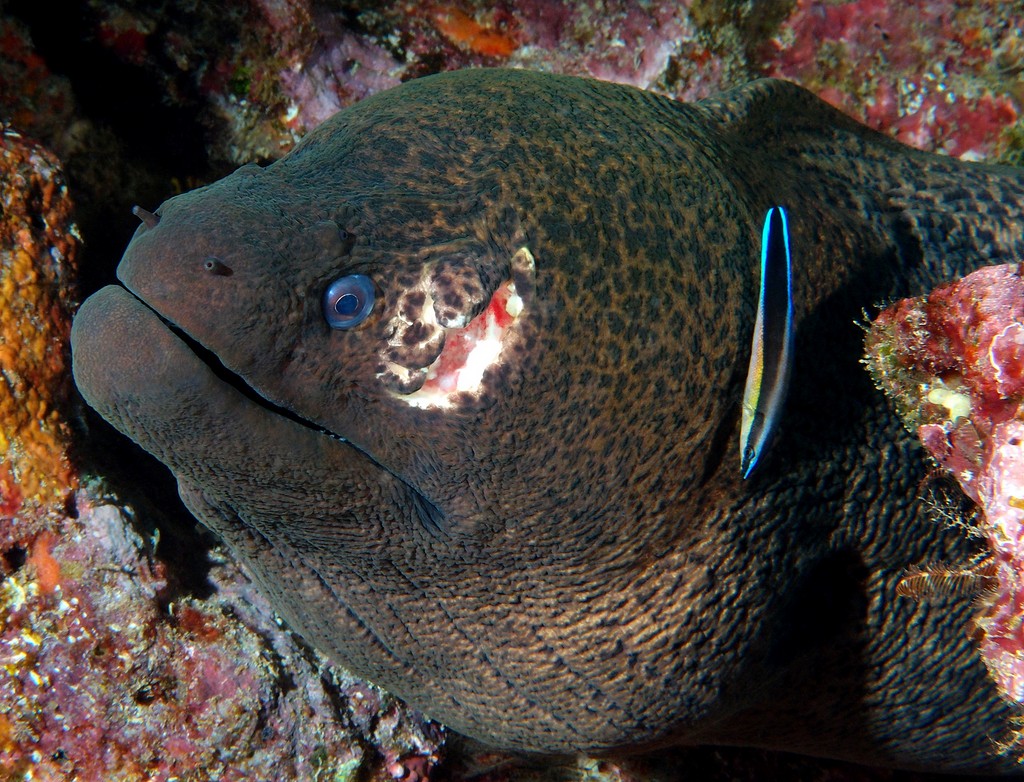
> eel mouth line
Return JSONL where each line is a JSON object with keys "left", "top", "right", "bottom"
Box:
{"left": 162, "top": 295, "right": 450, "bottom": 535}
{"left": 154, "top": 295, "right": 340, "bottom": 438}
{"left": 87, "top": 284, "right": 449, "bottom": 537}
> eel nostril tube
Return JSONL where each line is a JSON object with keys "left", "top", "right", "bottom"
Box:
{"left": 203, "top": 257, "right": 233, "bottom": 276}
{"left": 132, "top": 205, "right": 160, "bottom": 229}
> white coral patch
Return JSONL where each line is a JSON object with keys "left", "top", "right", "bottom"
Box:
{"left": 926, "top": 384, "right": 971, "bottom": 422}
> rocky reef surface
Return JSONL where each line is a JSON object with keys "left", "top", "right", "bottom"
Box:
{"left": 1, "top": 1, "right": 1023, "bottom": 780}
{"left": 865, "top": 262, "right": 1024, "bottom": 760}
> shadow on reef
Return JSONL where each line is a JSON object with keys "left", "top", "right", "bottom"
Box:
{"left": 436, "top": 734, "right": 1010, "bottom": 782}
{"left": 67, "top": 400, "right": 220, "bottom": 601}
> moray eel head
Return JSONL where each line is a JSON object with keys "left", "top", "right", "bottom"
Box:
{"left": 110, "top": 163, "right": 538, "bottom": 430}
{"left": 72, "top": 71, "right": 738, "bottom": 755}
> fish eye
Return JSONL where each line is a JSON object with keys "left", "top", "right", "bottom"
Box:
{"left": 323, "top": 274, "right": 375, "bottom": 329}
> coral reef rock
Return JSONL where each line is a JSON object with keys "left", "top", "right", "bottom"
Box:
{"left": 0, "top": 128, "right": 78, "bottom": 529}
{"left": 865, "top": 261, "right": 1024, "bottom": 756}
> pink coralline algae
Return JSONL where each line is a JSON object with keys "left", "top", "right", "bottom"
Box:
{"left": 80, "top": 0, "right": 1024, "bottom": 167}
{"left": 83, "top": 1, "right": 712, "bottom": 163}
{"left": 0, "top": 493, "right": 443, "bottom": 781}
{"left": 763, "top": 0, "right": 1022, "bottom": 159}
{"left": 80, "top": 1, "right": 1024, "bottom": 164}
{"left": 252, "top": 0, "right": 703, "bottom": 153}
{"left": 865, "top": 262, "right": 1024, "bottom": 735}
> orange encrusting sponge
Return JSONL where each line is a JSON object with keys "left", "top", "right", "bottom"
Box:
{"left": 431, "top": 6, "right": 518, "bottom": 57}
{"left": 0, "top": 129, "right": 80, "bottom": 518}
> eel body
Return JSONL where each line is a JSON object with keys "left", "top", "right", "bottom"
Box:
{"left": 71, "top": 68, "right": 1024, "bottom": 773}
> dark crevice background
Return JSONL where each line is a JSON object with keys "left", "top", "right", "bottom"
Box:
{"left": 6, "top": 0, "right": 219, "bottom": 293}
{"left": 5, "top": 0, "right": 227, "bottom": 598}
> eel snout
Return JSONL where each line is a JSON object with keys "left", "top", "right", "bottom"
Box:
{"left": 71, "top": 285, "right": 295, "bottom": 473}
{"left": 72, "top": 286, "right": 206, "bottom": 429}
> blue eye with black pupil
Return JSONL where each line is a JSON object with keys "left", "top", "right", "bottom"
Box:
{"left": 335, "top": 293, "right": 359, "bottom": 315}
{"left": 323, "top": 274, "right": 375, "bottom": 329}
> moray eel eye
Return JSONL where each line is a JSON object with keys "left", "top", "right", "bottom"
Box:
{"left": 323, "top": 274, "right": 375, "bottom": 329}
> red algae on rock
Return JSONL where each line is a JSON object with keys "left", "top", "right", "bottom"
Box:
{"left": 763, "top": 0, "right": 1021, "bottom": 159}
{"left": 0, "top": 492, "right": 443, "bottom": 781}
{"left": 0, "top": 128, "right": 79, "bottom": 525}
{"left": 865, "top": 262, "right": 1024, "bottom": 756}
{"left": 431, "top": 6, "right": 519, "bottom": 58}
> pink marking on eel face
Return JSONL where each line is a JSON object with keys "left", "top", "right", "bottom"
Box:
{"left": 420, "top": 282, "right": 515, "bottom": 394}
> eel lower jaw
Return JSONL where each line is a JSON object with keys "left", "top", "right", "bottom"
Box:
{"left": 73, "top": 286, "right": 450, "bottom": 539}
{"left": 85, "top": 284, "right": 352, "bottom": 450}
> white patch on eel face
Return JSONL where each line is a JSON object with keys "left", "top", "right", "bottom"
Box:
{"left": 377, "top": 247, "right": 533, "bottom": 410}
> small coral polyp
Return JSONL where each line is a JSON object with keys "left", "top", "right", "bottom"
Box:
{"left": 865, "top": 262, "right": 1024, "bottom": 712}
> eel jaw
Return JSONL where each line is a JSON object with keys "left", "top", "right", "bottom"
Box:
{"left": 378, "top": 247, "right": 533, "bottom": 410}
{"left": 71, "top": 285, "right": 339, "bottom": 476}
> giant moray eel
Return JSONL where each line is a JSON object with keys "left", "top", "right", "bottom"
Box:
{"left": 71, "top": 68, "right": 1024, "bottom": 773}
